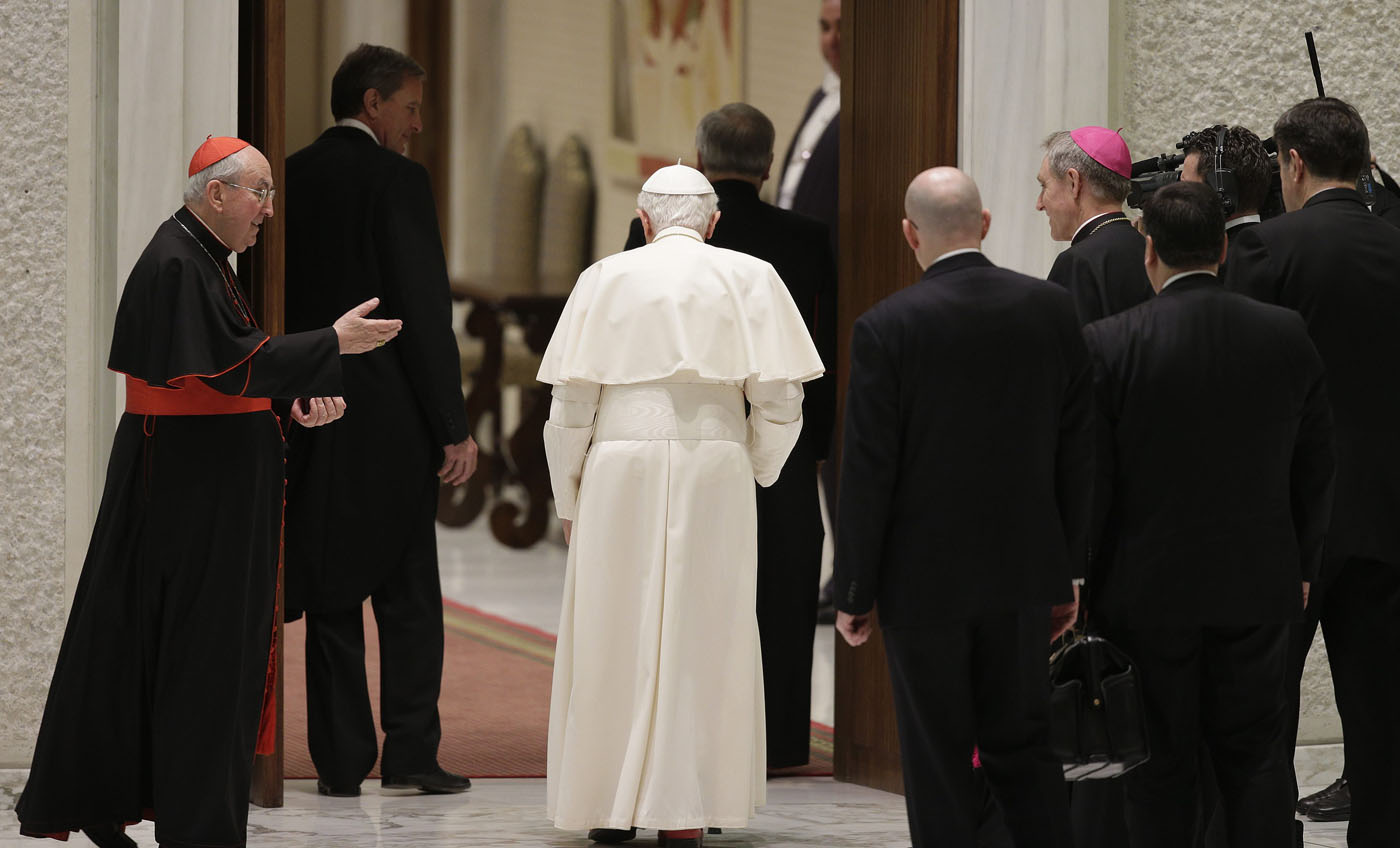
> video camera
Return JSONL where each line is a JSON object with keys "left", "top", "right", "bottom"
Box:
{"left": 1127, "top": 127, "right": 1268, "bottom": 215}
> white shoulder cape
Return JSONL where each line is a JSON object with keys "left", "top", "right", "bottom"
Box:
{"left": 537, "top": 230, "right": 826, "bottom": 386}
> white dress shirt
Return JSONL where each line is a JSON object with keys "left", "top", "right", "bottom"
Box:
{"left": 777, "top": 70, "right": 840, "bottom": 210}
{"left": 336, "top": 117, "right": 379, "bottom": 145}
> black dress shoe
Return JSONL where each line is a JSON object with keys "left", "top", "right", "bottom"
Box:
{"left": 381, "top": 767, "right": 471, "bottom": 794}
{"left": 586, "top": 827, "right": 636, "bottom": 844}
{"left": 317, "top": 779, "right": 361, "bottom": 797}
{"left": 81, "top": 824, "right": 137, "bottom": 848}
{"left": 1300, "top": 777, "right": 1350, "bottom": 821}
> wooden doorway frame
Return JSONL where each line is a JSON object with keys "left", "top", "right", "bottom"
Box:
{"left": 832, "top": 0, "right": 959, "bottom": 795}
{"left": 239, "top": 0, "right": 287, "bottom": 809}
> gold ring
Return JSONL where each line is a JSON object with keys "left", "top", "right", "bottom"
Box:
{"left": 376, "top": 340, "right": 385, "bottom": 348}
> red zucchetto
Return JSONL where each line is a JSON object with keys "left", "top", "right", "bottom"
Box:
{"left": 188, "top": 135, "right": 251, "bottom": 176}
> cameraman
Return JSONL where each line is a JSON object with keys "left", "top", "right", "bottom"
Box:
{"left": 1178, "top": 125, "right": 1272, "bottom": 264}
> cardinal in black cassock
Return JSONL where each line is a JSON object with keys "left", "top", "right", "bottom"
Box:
{"left": 15, "top": 137, "right": 399, "bottom": 848}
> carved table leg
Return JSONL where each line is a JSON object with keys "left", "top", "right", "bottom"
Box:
{"left": 438, "top": 297, "right": 504, "bottom": 527}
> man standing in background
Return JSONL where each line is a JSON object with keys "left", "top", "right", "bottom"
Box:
{"left": 777, "top": 0, "right": 840, "bottom": 258}
{"left": 1226, "top": 97, "right": 1400, "bottom": 848}
{"left": 780, "top": 0, "right": 842, "bottom": 621}
{"left": 1177, "top": 124, "right": 1273, "bottom": 269}
{"left": 283, "top": 43, "right": 478, "bottom": 798}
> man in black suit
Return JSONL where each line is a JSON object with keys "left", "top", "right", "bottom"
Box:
{"left": 1083, "top": 181, "right": 1335, "bottom": 847}
{"left": 1179, "top": 124, "right": 1272, "bottom": 270}
{"left": 1225, "top": 97, "right": 1400, "bottom": 848}
{"left": 1037, "top": 127, "right": 1153, "bottom": 326}
{"left": 775, "top": 0, "right": 840, "bottom": 258}
{"left": 834, "top": 167, "right": 1086, "bottom": 848}
{"left": 625, "top": 102, "right": 837, "bottom": 770}
{"left": 283, "top": 43, "right": 477, "bottom": 797}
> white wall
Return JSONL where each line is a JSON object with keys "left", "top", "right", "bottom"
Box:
{"left": 960, "top": 0, "right": 1112, "bottom": 277}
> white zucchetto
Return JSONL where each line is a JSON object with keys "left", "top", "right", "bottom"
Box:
{"left": 641, "top": 163, "right": 715, "bottom": 195}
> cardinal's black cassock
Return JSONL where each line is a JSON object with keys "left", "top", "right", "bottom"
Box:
{"left": 16, "top": 206, "right": 342, "bottom": 848}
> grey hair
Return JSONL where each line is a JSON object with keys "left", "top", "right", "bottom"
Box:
{"left": 183, "top": 147, "right": 256, "bottom": 205}
{"left": 1042, "top": 130, "right": 1130, "bottom": 204}
{"left": 695, "top": 103, "right": 775, "bottom": 178}
{"left": 636, "top": 190, "right": 719, "bottom": 233}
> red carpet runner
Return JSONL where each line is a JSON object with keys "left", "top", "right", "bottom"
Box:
{"left": 282, "top": 600, "right": 834, "bottom": 779}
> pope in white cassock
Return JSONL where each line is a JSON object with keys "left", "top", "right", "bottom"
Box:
{"left": 538, "top": 164, "right": 824, "bottom": 846}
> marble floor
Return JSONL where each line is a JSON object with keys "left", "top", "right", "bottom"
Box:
{"left": 0, "top": 771, "right": 1353, "bottom": 847}
{"left": 0, "top": 522, "right": 1349, "bottom": 846}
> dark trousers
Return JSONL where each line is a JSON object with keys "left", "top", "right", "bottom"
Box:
{"left": 883, "top": 609, "right": 1073, "bottom": 848}
{"left": 304, "top": 522, "right": 445, "bottom": 785}
{"left": 756, "top": 454, "right": 823, "bottom": 768}
{"left": 1107, "top": 623, "right": 1293, "bottom": 848}
{"left": 1283, "top": 557, "right": 1400, "bottom": 847}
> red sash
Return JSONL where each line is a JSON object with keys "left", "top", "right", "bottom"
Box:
{"left": 125, "top": 376, "right": 271, "bottom": 415}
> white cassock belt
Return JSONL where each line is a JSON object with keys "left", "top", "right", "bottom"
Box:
{"left": 593, "top": 383, "right": 746, "bottom": 443}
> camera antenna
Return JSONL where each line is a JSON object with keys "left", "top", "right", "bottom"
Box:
{"left": 1306, "top": 31, "right": 1325, "bottom": 98}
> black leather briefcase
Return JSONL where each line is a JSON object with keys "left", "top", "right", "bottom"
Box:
{"left": 1048, "top": 633, "right": 1150, "bottom": 780}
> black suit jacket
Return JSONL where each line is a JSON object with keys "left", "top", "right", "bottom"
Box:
{"left": 1083, "top": 275, "right": 1334, "bottom": 626}
{"left": 626, "top": 180, "right": 838, "bottom": 458}
{"left": 777, "top": 87, "right": 838, "bottom": 256}
{"left": 833, "top": 253, "right": 1093, "bottom": 626}
{"left": 282, "top": 126, "right": 468, "bottom": 613}
{"left": 1226, "top": 188, "right": 1400, "bottom": 567}
{"left": 1048, "top": 211, "right": 1153, "bottom": 326}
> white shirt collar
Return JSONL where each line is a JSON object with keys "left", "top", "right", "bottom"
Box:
{"left": 337, "top": 118, "right": 380, "bottom": 145}
{"left": 1160, "top": 269, "right": 1216, "bottom": 291}
{"left": 930, "top": 247, "right": 982, "bottom": 266}
{"left": 1225, "top": 214, "right": 1261, "bottom": 230}
{"left": 653, "top": 226, "right": 704, "bottom": 243}
{"left": 820, "top": 69, "right": 840, "bottom": 97}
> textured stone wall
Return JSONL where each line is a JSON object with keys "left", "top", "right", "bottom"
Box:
{"left": 0, "top": 0, "right": 70, "bottom": 763}
{"left": 1115, "top": 1, "right": 1400, "bottom": 750}
{"left": 1117, "top": 2, "right": 1400, "bottom": 179}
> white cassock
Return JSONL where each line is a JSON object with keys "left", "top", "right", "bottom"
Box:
{"left": 539, "top": 225, "right": 825, "bottom": 831}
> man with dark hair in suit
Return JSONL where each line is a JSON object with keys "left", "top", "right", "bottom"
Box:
{"left": 282, "top": 42, "right": 478, "bottom": 798}
{"left": 775, "top": 0, "right": 840, "bottom": 258}
{"left": 625, "top": 102, "right": 836, "bottom": 770}
{"left": 1037, "top": 127, "right": 1153, "bottom": 326}
{"left": 1179, "top": 124, "right": 1272, "bottom": 267}
{"left": 1084, "top": 180, "right": 1335, "bottom": 847}
{"left": 1226, "top": 96, "right": 1400, "bottom": 848}
{"left": 834, "top": 167, "right": 1086, "bottom": 848}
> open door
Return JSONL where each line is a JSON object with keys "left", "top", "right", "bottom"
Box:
{"left": 832, "top": 0, "right": 959, "bottom": 795}
{"left": 238, "top": 0, "right": 287, "bottom": 809}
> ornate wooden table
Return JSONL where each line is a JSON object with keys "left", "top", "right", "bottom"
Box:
{"left": 437, "top": 277, "right": 569, "bottom": 549}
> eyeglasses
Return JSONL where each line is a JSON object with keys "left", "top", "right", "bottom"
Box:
{"left": 223, "top": 181, "right": 277, "bottom": 205}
